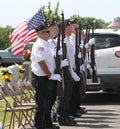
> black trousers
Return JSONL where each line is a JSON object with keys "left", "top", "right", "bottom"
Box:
{"left": 69, "top": 81, "right": 81, "bottom": 114}
{"left": 31, "top": 73, "right": 49, "bottom": 129}
{"left": 57, "top": 79, "right": 73, "bottom": 118}
{"left": 45, "top": 80, "right": 57, "bottom": 127}
{"left": 31, "top": 73, "right": 57, "bottom": 129}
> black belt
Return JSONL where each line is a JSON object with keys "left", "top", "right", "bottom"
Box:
{"left": 32, "top": 72, "right": 48, "bottom": 79}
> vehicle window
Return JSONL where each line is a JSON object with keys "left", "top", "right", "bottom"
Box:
{"left": 94, "top": 34, "right": 120, "bottom": 50}
{"left": 24, "top": 43, "right": 33, "bottom": 50}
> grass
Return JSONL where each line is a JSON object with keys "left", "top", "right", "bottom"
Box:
{"left": 0, "top": 66, "right": 34, "bottom": 127}
{"left": 0, "top": 87, "right": 34, "bottom": 128}
{"left": 0, "top": 96, "right": 14, "bottom": 123}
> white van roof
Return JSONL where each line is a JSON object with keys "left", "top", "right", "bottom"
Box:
{"left": 93, "top": 29, "right": 120, "bottom": 35}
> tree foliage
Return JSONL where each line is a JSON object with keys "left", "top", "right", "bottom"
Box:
{"left": 70, "top": 15, "right": 108, "bottom": 29}
{"left": 0, "top": 1, "right": 119, "bottom": 49}
{"left": 41, "top": 1, "right": 60, "bottom": 22}
{"left": 0, "top": 26, "right": 12, "bottom": 49}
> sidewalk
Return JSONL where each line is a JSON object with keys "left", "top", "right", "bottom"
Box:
{"left": 16, "top": 105, "right": 88, "bottom": 129}
{"left": 16, "top": 103, "right": 120, "bottom": 129}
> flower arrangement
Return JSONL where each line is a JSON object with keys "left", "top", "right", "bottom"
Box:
{"left": 23, "top": 49, "right": 31, "bottom": 61}
{"left": 18, "top": 65, "right": 25, "bottom": 80}
{"left": 0, "top": 68, "right": 12, "bottom": 82}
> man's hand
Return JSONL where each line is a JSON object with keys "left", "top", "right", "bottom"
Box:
{"left": 63, "top": 37, "right": 69, "bottom": 44}
{"left": 89, "top": 38, "right": 95, "bottom": 45}
{"left": 61, "top": 59, "right": 69, "bottom": 67}
{"left": 71, "top": 71, "right": 80, "bottom": 82}
{"left": 58, "top": 48, "right": 63, "bottom": 56}
{"left": 49, "top": 73, "right": 62, "bottom": 82}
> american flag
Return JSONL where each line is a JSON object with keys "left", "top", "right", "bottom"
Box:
{"left": 9, "top": 10, "right": 45, "bottom": 57}
{"left": 107, "top": 20, "right": 120, "bottom": 28}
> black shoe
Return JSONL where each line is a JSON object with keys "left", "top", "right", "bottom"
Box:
{"left": 68, "top": 115, "right": 74, "bottom": 120}
{"left": 78, "top": 107, "right": 87, "bottom": 114}
{"left": 45, "top": 125, "right": 59, "bottom": 129}
{"left": 52, "top": 124, "right": 60, "bottom": 129}
{"left": 73, "top": 112, "right": 82, "bottom": 117}
{"left": 58, "top": 117, "right": 77, "bottom": 126}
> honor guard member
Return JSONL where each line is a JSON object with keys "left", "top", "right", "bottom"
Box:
{"left": 46, "top": 20, "right": 60, "bottom": 129}
{"left": 62, "top": 20, "right": 82, "bottom": 118}
{"left": 69, "top": 19, "right": 87, "bottom": 117}
{"left": 56, "top": 20, "right": 77, "bottom": 126}
{"left": 31, "top": 22, "right": 61, "bottom": 129}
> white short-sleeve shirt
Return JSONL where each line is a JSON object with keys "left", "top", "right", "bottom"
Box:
{"left": 31, "top": 38, "right": 56, "bottom": 76}
{"left": 69, "top": 33, "right": 76, "bottom": 55}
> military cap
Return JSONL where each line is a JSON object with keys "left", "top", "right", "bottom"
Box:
{"left": 47, "top": 18, "right": 57, "bottom": 27}
{"left": 69, "top": 18, "right": 79, "bottom": 24}
{"left": 34, "top": 21, "right": 49, "bottom": 33}
{"left": 64, "top": 19, "right": 71, "bottom": 26}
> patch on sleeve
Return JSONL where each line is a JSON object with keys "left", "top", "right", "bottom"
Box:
{"left": 38, "top": 47, "right": 44, "bottom": 51}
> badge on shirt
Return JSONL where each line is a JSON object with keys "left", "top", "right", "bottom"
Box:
{"left": 38, "top": 47, "right": 44, "bottom": 51}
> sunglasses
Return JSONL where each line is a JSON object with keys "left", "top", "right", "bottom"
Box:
{"left": 42, "top": 30, "right": 50, "bottom": 33}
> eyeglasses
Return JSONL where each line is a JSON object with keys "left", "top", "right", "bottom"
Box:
{"left": 42, "top": 30, "right": 50, "bottom": 33}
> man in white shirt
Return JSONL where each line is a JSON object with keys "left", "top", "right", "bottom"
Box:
{"left": 31, "top": 22, "right": 61, "bottom": 129}
{"left": 69, "top": 19, "right": 87, "bottom": 117}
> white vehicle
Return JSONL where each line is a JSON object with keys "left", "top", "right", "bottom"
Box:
{"left": 87, "top": 29, "right": 120, "bottom": 92}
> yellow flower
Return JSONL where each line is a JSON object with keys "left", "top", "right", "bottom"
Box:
{"left": 19, "top": 66, "right": 24, "bottom": 73}
{"left": 18, "top": 65, "right": 24, "bottom": 80}
{"left": 19, "top": 73, "right": 24, "bottom": 80}
{"left": 1, "top": 74, "right": 12, "bottom": 82}
{"left": 0, "top": 68, "right": 12, "bottom": 82}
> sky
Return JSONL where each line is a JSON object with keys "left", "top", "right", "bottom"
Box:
{"left": 0, "top": 0, "right": 120, "bottom": 28}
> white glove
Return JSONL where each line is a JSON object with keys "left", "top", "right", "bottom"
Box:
{"left": 61, "top": 59, "right": 69, "bottom": 67}
{"left": 63, "top": 37, "right": 69, "bottom": 44}
{"left": 87, "top": 63, "right": 91, "bottom": 69}
{"left": 80, "top": 42, "right": 84, "bottom": 48}
{"left": 71, "top": 71, "right": 80, "bottom": 82}
{"left": 89, "top": 38, "right": 95, "bottom": 45}
{"left": 78, "top": 52, "right": 81, "bottom": 59}
{"left": 80, "top": 64, "right": 85, "bottom": 71}
{"left": 49, "top": 73, "right": 62, "bottom": 82}
{"left": 58, "top": 48, "right": 62, "bottom": 56}
{"left": 85, "top": 42, "right": 89, "bottom": 48}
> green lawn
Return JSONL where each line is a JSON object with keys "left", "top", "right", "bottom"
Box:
{"left": 0, "top": 89, "right": 34, "bottom": 128}
{"left": 0, "top": 96, "right": 14, "bottom": 123}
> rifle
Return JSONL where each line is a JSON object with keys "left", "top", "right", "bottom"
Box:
{"left": 61, "top": 11, "right": 71, "bottom": 81}
{"left": 75, "top": 23, "right": 86, "bottom": 95}
{"left": 84, "top": 25, "right": 91, "bottom": 79}
{"left": 75, "top": 24, "right": 81, "bottom": 77}
{"left": 54, "top": 23, "right": 64, "bottom": 96}
{"left": 90, "top": 22, "right": 98, "bottom": 82}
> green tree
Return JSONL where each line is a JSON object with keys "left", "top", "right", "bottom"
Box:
{"left": 0, "top": 1, "right": 119, "bottom": 50}
{"left": 70, "top": 15, "right": 108, "bottom": 29}
{"left": 0, "top": 26, "right": 12, "bottom": 49}
{"left": 41, "top": 1, "right": 60, "bottom": 22}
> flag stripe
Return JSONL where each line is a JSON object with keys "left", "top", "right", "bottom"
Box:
{"left": 9, "top": 10, "right": 45, "bottom": 57}
{"left": 23, "top": 30, "right": 38, "bottom": 44}
{"left": 9, "top": 22, "right": 27, "bottom": 42}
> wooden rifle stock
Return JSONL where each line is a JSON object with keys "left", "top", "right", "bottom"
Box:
{"left": 61, "top": 11, "right": 71, "bottom": 80}
{"left": 90, "top": 24, "right": 98, "bottom": 82}
{"left": 75, "top": 27, "right": 80, "bottom": 77}
{"left": 84, "top": 25, "right": 91, "bottom": 79}
{"left": 55, "top": 24, "right": 61, "bottom": 74}
{"left": 75, "top": 24, "right": 86, "bottom": 94}
{"left": 55, "top": 24, "right": 64, "bottom": 97}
